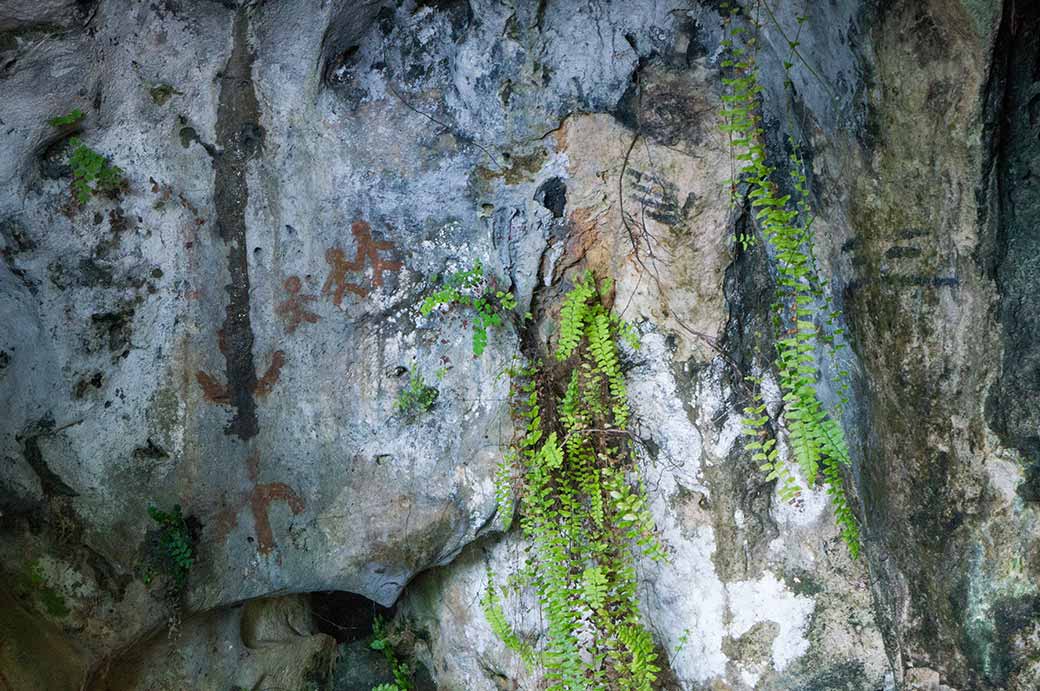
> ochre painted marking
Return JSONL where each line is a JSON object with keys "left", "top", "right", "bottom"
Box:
{"left": 211, "top": 452, "right": 306, "bottom": 556}
{"left": 322, "top": 221, "right": 403, "bottom": 305}
{"left": 254, "top": 350, "right": 286, "bottom": 398}
{"left": 275, "top": 276, "right": 320, "bottom": 333}
{"left": 196, "top": 334, "right": 285, "bottom": 404}
{"left": 250, "top": 482, "right": 305, "bottom": 554}
{"left": 196, "top": 370, "right": 230, "bottom": 404}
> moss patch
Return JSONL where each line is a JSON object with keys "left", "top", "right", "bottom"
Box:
{"left": 149, "top": 83, "right": 182, "bottom": 106}
{"left": 475, "top": 148, "right": 548, "bottom": 185}
{"left": 0, "top": 23, "right": 64, "bottom": 54}
{"left": 18, "top": 561, "right": 69, "bottom": 618}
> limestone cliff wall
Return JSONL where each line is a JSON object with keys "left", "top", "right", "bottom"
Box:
{"left": 0, "top": 1, "right": 1036, "bottom": 689}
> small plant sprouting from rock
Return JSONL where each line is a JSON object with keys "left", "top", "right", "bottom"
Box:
{"left": 420, "top": 260, "right": 520, "bottom": 356}
{"left": 48, "top": 110, "right": 128, "bottom": 205}
{"left": 480, "top": 566, "right": 537, "bottom": 666}
{"left": 19, "top": 560, "right": 70, "bottom": 618}
{"left": 370, "top": 615, "right": 413, "bottom": 691}
{"left": 149, "top": 83, "right": 182, "bottom": 106}
{"left": 140, "top": 504, "right": 196, "bottom": 593}
{"left": 394, "top": 370, "right": 438, "bottom": 421}
{"left": 47, "top": 109, "right": 84, "bottom": 128}
{"left": 66, "top": 139, "right": 128, "bottom": 205}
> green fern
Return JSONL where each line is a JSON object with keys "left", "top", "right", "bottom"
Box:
{"left": 66, "top": 138, "right": 128, "bottom": 205}
{"left": 720, "top": 5, "right": 860, "bottom": 557}
{"left": 555, "top": 272, "right": 596, "bottom": 360}
{"left": 580, "top": 565, "right": 608, "bottom": 611}
{"left": 49, "top": 112, "right": 127, "bottom": 205}
{"left": 47, "top": 109, "right": 84, "bottom": 128}
{"left": 142, "top": 504, "right": 195, "bottom": 593}
{"left": 370, "top": 616, "right": 413, "bottom": 690}
{"left": 481, "top": 567, "right": 538, "bottom": 665}
{"left": 485, "top": 271, "right": 663, "bottom": 690}
{"left": 493, "top": 453, "right": 517, "bottom": 531}
{"left": 394, "top": 370, "right": 438, "bottom": 421}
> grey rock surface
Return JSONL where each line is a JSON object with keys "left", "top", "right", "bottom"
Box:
{"left": 86, "top": 594, "right": 337, "bottom": 691}
{"left": 0, "top": 0, "right": 1037, "bottom": 689}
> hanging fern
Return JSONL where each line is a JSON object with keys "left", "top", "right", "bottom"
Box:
{"left": 720, "top": 2, "right": 860, "bottom": 557}
{"left": 486, "top": 271, "right": 665, "bottom": 690}
{"left": 481, "top": 566, "right": 539, "bottom": 666}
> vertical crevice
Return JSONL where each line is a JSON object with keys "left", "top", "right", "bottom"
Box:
{"left": 987, "top": 0, "right": 1040, "bottom": 501}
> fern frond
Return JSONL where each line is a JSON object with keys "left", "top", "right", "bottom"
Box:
{"left": 720, "top": 19, "right": 861, "bottom": 557}
{"left": 485, "top": 273, "right": 665, "bottom": 686}
{"left": 481, "top": 567, "right": 539, "bottom": 665}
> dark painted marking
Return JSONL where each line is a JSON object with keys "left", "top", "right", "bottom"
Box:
{"left": 840, "top": 237, "right": 861, "bottom": 253}
{"left": 899, "top": 227, "right": 931, "bottom": 240}
{"left": 625, "top": 168, "right": 684, "bottom": 226}
{"left": 845, "top": 275, "right": 960, "bottom": 293}
{"left": 884, "top": 246, "right": 923, "bottom": 259}
{"left": 213, "top": 8, "right": 264, "bottom": 439}
{"left": 196, "top": 342, "right": 285, "bottom": 404}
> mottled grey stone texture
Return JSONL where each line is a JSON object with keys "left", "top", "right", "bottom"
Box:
{"left": 0, "top": 0, "right": 1036, "bottom": 689}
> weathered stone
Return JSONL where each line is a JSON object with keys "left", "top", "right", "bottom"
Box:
{"left": 836, "top": 0, "right": 1040, "bottom": 689}
{"left": 240, "top": 594, "right": 317, "bottom": 649}
{"left": 1, "top": 0, "right": 1038, "bottom": 688}
{"left": 0, "top": 588, "right": 87, "bottom": 691}
{"left": 86, "top": 595, "right": 337, "bottom": 691}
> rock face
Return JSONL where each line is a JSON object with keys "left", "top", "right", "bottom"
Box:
{"left": 87, "top": 594, "right": 338, "bottom": 691}
{"left": 0, "top": 0, "right": 1036, "bottom": 690}
{"left": 839, "top": 2, "right": 1040, "bottom": 689}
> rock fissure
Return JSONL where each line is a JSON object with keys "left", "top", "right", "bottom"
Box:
{"left": 19, "top": 419, "right": 77, "bottom": 499}
{"left": 989, "top": 0, "right": 1040, "bottom": 489}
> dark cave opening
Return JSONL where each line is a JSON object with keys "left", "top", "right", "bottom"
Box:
{"left": 309, "top": 591, "right": 438, "bottom": 690}
{"left": 309, "top": 590, "right": 395, "bottom": 645}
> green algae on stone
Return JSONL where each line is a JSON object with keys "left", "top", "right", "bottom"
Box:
{"left": 961, "top": 544, "right": 1040, "bottom": 686}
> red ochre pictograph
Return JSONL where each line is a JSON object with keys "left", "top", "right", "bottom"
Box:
{"left": 212, "top": 452, "right": 305, "bottom": 555}
{"left": 275, "top": 276, "right": 320, "bottom": 334}
{"left": 195, "top": 330, "right": 286, "bottom": 404}
{"left": 322, "top": 220, "right": 403, "bottom": 306}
